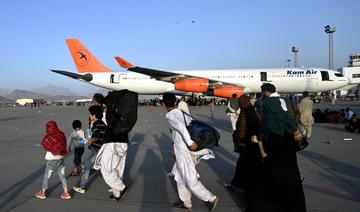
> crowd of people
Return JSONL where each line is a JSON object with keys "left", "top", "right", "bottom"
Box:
{"left": 35, "top": 82, "right": 347, "bottom": 211}
{"left": 166, "top": 83, "right": 310, "bottom": 211}
{"left": 312, "top": 107, "right": 359, "bottom": 133}
{"left": 35, "top": 92, "right": 133, "bottom": 202}
{"left": 222, "top": 84, "right": 308, "bottom": 212}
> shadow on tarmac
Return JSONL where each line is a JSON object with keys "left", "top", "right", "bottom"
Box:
{"left": 0, "top": 165, "right": 45, "bottom": 211}
{"left": 206, "top": 146, "right": 247, "bottom": 210}
{"left": 300, "top": 150, "right": 360, "bottom": 202}
{"left": 139, "top": 149, "right": 170, "bottom": 210}
{"left": 154, "top": 133, "right": 179, "bottom": 196}
{"left": 125, "top": 133, "right": 145, "bottom": 186}
{"left": 0, "top": 117, "right": 26, "bottom": 122}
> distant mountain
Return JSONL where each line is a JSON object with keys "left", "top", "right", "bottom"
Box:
{"left": 0, "top": 95, "right": 13, "bottom": 103}
{"left": 30, "top": 85, "right": 78, "bottom": 97}
{"left": 0, "top": 88, "right": 12, "bottom": 96}
{"left": 5, "top": 89, "right": 50, "bottom": 100}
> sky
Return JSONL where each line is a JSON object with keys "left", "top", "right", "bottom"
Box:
{"left": 0, "top": 0, "right": 359, "bottom": 96}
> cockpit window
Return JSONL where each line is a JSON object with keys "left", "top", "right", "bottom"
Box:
{"left": 335, "top": 73, "right": 344, "bottom": 77}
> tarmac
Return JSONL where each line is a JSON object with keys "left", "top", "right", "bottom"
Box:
{"left": 0, "top": 103, "right": 359, "bottom": 212}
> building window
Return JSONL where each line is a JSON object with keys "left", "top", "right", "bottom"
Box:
{"left": 353, "top": 74, "right": 360, "bottom": 78}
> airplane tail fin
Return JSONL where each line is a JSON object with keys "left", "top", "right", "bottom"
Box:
{"left": 66, "top": 39, "right": 113, "bottom": 73}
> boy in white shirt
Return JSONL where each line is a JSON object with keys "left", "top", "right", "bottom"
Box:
{"left": 67, "top": 120, "right": 87, "bottom": 176}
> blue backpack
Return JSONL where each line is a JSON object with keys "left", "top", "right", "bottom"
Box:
{"left": 182, "top": 111, "right": 220, "bottom": 150}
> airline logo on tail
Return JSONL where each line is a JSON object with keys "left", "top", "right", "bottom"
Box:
{"left": 75, "top": 50, "right": 90, "bottom": 67}
{"left": 66, "top": 39, "right": 113, "bottom": 73}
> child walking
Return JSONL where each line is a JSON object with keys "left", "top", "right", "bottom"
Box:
{"left": 73, "top": 105, "right": 106, "bottom": 194}
{"left": 35, "top": 120, "right": 71, "bottom": 200}
{"left": 67, "top": 120, "right": 86, "bottom": 176}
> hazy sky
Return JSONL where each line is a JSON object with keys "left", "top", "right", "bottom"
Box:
{"left": 0, "top": 0, "right": 359, "bottom": 95}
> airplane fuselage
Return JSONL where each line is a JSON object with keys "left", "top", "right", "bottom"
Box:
{"left": 83, "top": 67, "right": 349, "bottom": 95}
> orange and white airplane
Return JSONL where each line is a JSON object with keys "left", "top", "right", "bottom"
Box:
{"left": 51, "top": 39, "right": 349, "bottom": 98}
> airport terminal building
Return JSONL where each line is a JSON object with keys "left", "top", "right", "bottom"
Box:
{"left": 338, "top": 53, "right": 360, "bottom": 98}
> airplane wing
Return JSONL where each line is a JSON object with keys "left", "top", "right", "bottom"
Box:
{"left": 114, "top": 56, "right": 237, "bottom": 87}
{"left": 115, "top": 56, "right": 246, "bottom": 98}
{"left": 50, "top": 69, "right": 93, "bottom": 82}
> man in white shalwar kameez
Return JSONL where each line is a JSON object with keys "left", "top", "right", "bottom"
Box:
{"left": 94, "top": 142, "right": 128, "bottom": 200}
{"left": 92, "top": 93, "right": 129, "bottom": 201}
{"left": 163, "top": 93, "right": 219, "bottom": 211}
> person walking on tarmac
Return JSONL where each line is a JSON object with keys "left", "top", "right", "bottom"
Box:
{"left": 94, "top": 90, "right": 138, "bottom": 201}
{"left": 73, "top": 106, "right": 106, "bottom": 194}
{"left": 298, "top": 91, "right": 314, "bottom": 139}
{"left": 249, "top": 83, "right": 306, "bottom": 212}
{"left": 227, "top": 93, "right": 240, "bottom": 131}
{"left": 163, "top": 93, "right": 219, "bottom": 211}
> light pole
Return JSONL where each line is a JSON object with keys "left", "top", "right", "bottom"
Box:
{"left": 324, "top": 25, "right": 337, "bottom": 104}
{"left": 324, "top": 25, "right": 336, "bottom": 70}
{"left": 291, "top": 46, "right": 299, "bottom": 67}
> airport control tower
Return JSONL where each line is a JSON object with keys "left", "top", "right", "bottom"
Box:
{"left": 348, "top": 53, "right": 360, "bottom": 67}
{"left": 338, "top": 53, "right": 360, "bottom": 99}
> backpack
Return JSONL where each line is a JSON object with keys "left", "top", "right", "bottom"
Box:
{"left": 182, "top": 111, "right": 220, "bottom": 150}
{"left": 104, "top": 89, "right": 138, "bottom": 142}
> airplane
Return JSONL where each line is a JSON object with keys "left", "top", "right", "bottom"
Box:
{"left": 51, "top": 39, "right": 350, "bottom": 98}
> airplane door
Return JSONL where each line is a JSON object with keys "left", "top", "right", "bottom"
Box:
{"left": 260, "top": 72, "right": 267, "bottom": 81}
{"left": 110, "top": 74, "right": 120, "bottom": 83}
{"left": 320, "top": 71, "right": 329, "bottom": 81}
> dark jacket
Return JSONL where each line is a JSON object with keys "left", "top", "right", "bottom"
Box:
{"left": 233, "top": 107, "right": 261, "bottom": 149}
{"left": 90, "top": 119, "right": 107, "bottom": 149}
{"left": 258, "top": 97, "right": 297, "bottom": 142}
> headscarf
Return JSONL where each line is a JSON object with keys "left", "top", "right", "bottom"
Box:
{"left": 42, "top": 120, "right": 67, "bottom": 155}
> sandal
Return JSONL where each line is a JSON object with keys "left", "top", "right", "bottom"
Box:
{"left": 71, "top": 171, "right": 78, "bottom": 176}
{"left": 172, "top": 201, "right": 192, "bottom": 209}
{"left": 223, "top": 182, "right": 235, "bottom": 190}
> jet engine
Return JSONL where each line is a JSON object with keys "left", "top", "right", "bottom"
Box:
{"left": 175, "top": 78, "right": 209, "bottom": 92}
{"left": 213, "top": 86, "right": 244, "bottom": 98}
